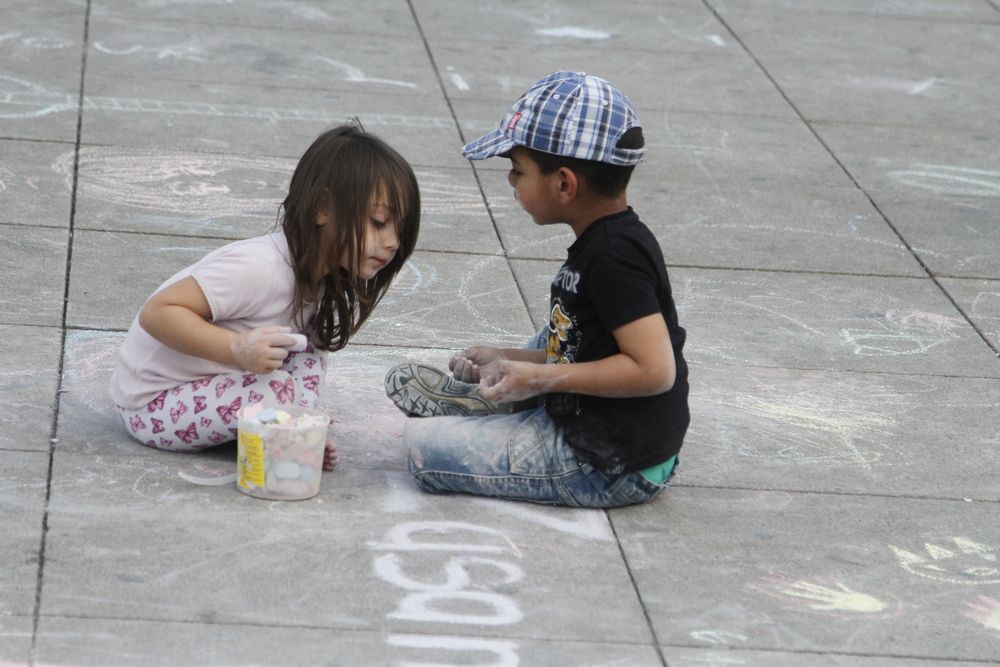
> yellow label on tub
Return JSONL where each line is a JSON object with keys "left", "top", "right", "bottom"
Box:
{"left": 237, "top": 431, "right": 265, "bottom": 489}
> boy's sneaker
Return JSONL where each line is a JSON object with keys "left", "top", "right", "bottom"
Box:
{"left": 385, "top": 363, "right": 505, "bottom": 417}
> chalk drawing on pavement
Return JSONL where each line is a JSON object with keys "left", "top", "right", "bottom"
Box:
{"left": 965, "top": 595, "right": 1000, "bottom": 633}
{"left": 889, "top": 164, "right": 1000, "bottom": 197}
{"left": 891, "top": 537, "right": 1000, "bottom": 584}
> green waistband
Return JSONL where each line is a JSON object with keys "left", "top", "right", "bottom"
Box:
{"left": 639, "top": 455, "right": 677, "bottom": 484}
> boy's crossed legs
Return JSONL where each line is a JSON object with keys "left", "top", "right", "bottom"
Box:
{"left": 385, "top": 361, "right": 670, "bottom": 509}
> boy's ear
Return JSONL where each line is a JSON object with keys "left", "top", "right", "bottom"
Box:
{"left": 556, "top": 166, "right": 578, "bottom": 203}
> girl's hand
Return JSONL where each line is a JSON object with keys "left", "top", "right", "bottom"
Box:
{"left": 229, "top": 326, "right": 294, "bottom": 373}
{"left": 479, "top": 359, "right": 544, "bottom": 403}
{"left": 323, "top": 438, "right": 339, "bottom": 470}
{"left": 449, "top": 346, "right": 505, "bottom": 383}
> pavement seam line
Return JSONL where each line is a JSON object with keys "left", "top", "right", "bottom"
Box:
{"left": 609, "top": 514, "right": 670, "bottom": 666}
{"left": 404, "top": 0, "right": 541, "bottom": 325}
{"left": 29, "top": 2, "right": 92, "bottom": 663}
{"left": 700, "top": 0, "right": 1000, "bottom": 362}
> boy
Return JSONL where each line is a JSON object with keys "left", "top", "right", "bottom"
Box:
{"left": 385, "top": 70, "right": 689, "bottom": 508}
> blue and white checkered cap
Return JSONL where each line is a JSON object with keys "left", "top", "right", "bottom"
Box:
{"left": 462, "top": 70, "right": 644, "bottom": 167}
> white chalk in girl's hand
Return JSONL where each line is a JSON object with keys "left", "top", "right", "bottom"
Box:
{"left": 284, "top": 333, "right": 308, "bottom": 351}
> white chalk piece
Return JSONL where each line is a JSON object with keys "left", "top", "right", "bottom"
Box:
{"left": 285, "top": 333, "right": 308, "bottom": 352}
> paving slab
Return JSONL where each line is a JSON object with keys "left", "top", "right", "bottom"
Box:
{"left": 611, "top": 487, "right": 1000, "bottom": 662}
{"left": 813, "top": 122, "right": 1000, "bottom": 198}
{"left": 0, "top": 224, "right": 67, "bottom": 327}
{"left": 0, "top": 450, "right": 48, "bottom": 617}
{"left": 0, "top": 138, "right": 74, "bottom": 228}
{"left": 0, "top": 7, "right": 84, "bottom": 143}
{"left": 437, "top": 44, "right": 794, "bottom": 119}
{"left": 479, "top": 166, "right": 922, "bottom": 275}
{"left": 663, "top": 646, "right": 990, "bottom": 666}
{"left": 511, "top": 261, "right": 1000, "bottom": 377}
{"left": 414, "top": 0, "right": 735, "bottom": 56}
{"left": 713, "top": 9, "right": 1000, "bottom": 130}
{"left": 85, "top": 16, "right": 440, "bottom": 96}
{"left": 683, "top": 363, "right": 1000, "bottom": 500}
{"left": 871, "top": 191, "right": 1000, "bottom": 280}
{"left": 711, "top": 0, "right": 1000, "bottom": 22}
{"left": 67, "top": 145, "right": 499, "bottom": 254}
{"left": 42, "top": 461, "right": 650, "bottom": 645}
{"left": 35, "top": 616, "right": 660, "bottom": 667}
{"left": 79, "top": 76, "right": 465, "bottom": 169}
{"left": 66, "top": 229, "right": 227, "bottom": 331}
{"left": 939, "top": 278, "right": 1000, "bottom": 352}
{"left": 89, "top": 0, "right": 420, "bottom": 36}
{"left": 0, "top": 614, "right": 32, "bottom": 667}
{"left": 0, "top": 72, "right": 80, "bottom": 143}
{"left": 0, "top": 324, "right": 62, "bottom": 453}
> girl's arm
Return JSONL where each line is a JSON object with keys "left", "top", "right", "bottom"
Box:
{"left": 479, "top": 313, "right": 676, "bottom": 403}
{"left": 138, "top": 276, "right": 292, "bottom": 373}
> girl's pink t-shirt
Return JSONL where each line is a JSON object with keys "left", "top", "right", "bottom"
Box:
{"left": 110, "top": 233, "right": 316, "bottom": 409}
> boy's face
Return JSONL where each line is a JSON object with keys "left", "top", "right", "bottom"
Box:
{"left": 506, "top": 147, "right": 562, "bottom": 226}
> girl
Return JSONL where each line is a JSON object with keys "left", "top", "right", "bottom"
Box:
{"left": 110, "top": 123, "right": 420, "bottom": 469}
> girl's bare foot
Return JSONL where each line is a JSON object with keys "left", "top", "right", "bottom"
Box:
{"left": 323, "top": 438, "right": 339, "bottom": 471}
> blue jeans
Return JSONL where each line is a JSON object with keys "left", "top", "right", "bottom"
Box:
{"left": 404, "top": 406, "right": 674, "bottom": 508}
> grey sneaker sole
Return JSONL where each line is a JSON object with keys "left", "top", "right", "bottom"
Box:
{"left": 385, "top": 363, "right": 501, "bottom": 417}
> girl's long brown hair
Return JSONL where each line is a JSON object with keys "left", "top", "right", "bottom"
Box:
{"left": 282, "top": 123, "right": 420, "bottom": 351}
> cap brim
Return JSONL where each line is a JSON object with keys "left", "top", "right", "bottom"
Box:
{"left": 462, "top": 129, "right": 517, "bottom": 161}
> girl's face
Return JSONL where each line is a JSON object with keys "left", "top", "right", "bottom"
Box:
{"left": 353, "top": 202, "right": 400, "bottom": 280}
{"left": 317, "top": 200, "right": 399, "bottom": 281}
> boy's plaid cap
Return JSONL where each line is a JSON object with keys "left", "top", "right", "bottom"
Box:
{"left": 462, "top": 70, "right": 644, "bottom": 167}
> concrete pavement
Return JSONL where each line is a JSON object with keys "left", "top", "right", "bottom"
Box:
{"left": 2, "top": 0, "right": 999, "bottom": 665}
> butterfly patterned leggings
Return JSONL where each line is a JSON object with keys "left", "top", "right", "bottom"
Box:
{"left": 115, "top": 350, "right": 327, "bottom": 451}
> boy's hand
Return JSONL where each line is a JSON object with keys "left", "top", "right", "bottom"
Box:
{"left": 449, "top": 346, "right": 504, "bottom": 383}
{"left": 230, "top": 326, "right": 293, "bottom": 373}
{"left": 479, "top": 360, "right": 544, "bottom": 403}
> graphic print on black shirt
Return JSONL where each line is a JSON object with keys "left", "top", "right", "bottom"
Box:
{"left": 545, "top": 297, "right": 581, "bottom": 417}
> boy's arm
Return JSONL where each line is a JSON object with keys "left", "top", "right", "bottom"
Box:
{"left": 479, "top": 313, "right": 676, "bottom": 403}
{"left": 139, "top": 276, "right": 293, "bottom": 373}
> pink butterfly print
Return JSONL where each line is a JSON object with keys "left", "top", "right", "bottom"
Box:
{"left": 248, "top": 390, "right": 264, "bottom": 404}
{"left": 147, "top": 390, "right": 167, "bottom": 413}
{"left": 215, "top": 377, "right": 235, "bottom": 398}
{"left": 209, "top": 431, "right": 229, "bottom": 444}
{"left": 193, "top": 395, "right": 207, "bottom": 413}
{"left": 303, "top": 357, "right": 317, "bottom": 369}
{"left": 228, "top": 427, "right": 238, "bottom": 437}
{"left": 216, "top": 396, "right": 243, "bottom": 425}
{"left": 129, "top": 415, "right": 147, "bottom": 432}
{"left": 192, "top": 378, "right": 211, "bottom": 390}
{"left": 174, "top": 422, "right": 198, "bottom": 444}
{"left": 242, "top": 373, "right": 257, "bottom": 387}
{"left": 151, "top": 418, "right": 165, "bottom": 434}
{"left": 159, "top": 437, "right": 173, "bottom": 447}
{"left": 303, "top": 375, "right": 320, "bottom": 392}
{"left": 169, "top": 401, "right": 188, "bottom": 424}
{"left": 200, "top": 416, "right": 212, "bottom": 428}
{"left": 171, "top": 385, "right": 184, "bottom": 396}
{"left": 145, "top": 439, "right": 156, "bottom": 447}
{"left": 269, "top": 377, "right": 295, "bottom": 404}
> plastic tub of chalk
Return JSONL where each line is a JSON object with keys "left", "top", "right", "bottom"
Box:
{"left": 236, "top": 404, "right": 329, "bottom": 501}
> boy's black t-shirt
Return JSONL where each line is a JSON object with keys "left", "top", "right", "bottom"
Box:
{"left": 543, "top": 208, "right": 689, "bottom": 473}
